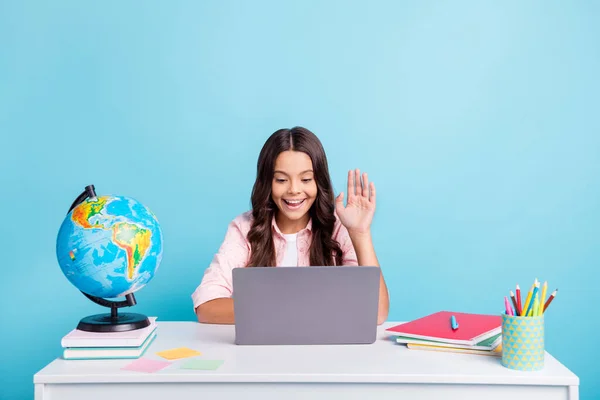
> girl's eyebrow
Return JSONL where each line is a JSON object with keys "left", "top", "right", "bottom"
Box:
{"left": 274, "top": 170, "right": 314, "bottom": 176}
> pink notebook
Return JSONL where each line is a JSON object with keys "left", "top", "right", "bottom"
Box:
{"left": 385, "top": 311, "right": 501, "bottom": 346}
{"left": 61, "top": 317, "right": 157, "bottom": 348}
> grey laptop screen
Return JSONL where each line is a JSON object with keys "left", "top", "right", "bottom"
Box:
{"left": 232, "top": 266, "right": 380, "bottom": 345}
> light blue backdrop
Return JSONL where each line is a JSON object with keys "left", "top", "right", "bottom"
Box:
{"left": 1, "top": 1, "right": 598, "bottom": 399}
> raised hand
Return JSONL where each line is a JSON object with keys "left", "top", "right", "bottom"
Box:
{"left": 335, "top": 169, "right": 376, "bottom": 235}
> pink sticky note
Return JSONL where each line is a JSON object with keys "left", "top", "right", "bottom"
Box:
{"left": 121, "top": 357, "right": 172, "bottom": 373}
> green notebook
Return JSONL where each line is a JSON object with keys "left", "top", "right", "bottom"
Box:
{"left": 395, "top": 332, "right": 501, "bottom": 350}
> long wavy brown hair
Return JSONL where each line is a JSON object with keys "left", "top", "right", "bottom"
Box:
{"left": 246, "top": 127, "right": 343, "bottom": 267}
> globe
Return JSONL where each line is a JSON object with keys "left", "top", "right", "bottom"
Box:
{"left": 56, "top": 185, "right": 163, "bottom": 332}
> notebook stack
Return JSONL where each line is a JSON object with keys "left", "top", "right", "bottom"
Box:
{"left": 386, "top": 311, "right": 502, "bottom": 357}
{"left": 61, "top": 317, "right": 158, "bottom": 360}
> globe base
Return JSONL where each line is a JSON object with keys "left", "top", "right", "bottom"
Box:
{"left": 77, "top": 312, "right": 151, "bottom": 333}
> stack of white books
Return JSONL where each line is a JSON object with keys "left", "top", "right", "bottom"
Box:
{"left": 60, "top": 317, "right": 158, "bottom": 360}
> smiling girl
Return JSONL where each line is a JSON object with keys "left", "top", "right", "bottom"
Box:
{"left": 192, "top": 126, "right": 389, "bottom": 324}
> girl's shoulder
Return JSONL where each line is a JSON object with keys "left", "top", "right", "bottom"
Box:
{"left": 229, "top": 210, "right": 255, "bottom": 236}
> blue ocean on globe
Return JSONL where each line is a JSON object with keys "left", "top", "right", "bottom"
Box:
{"left": 56, "top": 195, "right": 163, "bottom": 299}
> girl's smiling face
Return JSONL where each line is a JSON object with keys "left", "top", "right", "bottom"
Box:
{"left": 271, "top": 150, "right": 318, "bottom": 234}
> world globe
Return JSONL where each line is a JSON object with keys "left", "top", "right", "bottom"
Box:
{"left": 56, "top": 185, "right": 163, "bottom": 332}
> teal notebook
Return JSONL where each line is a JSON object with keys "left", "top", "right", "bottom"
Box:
{"left": 395, "top": 332, "right": 501, "bottom": 350}
{"left": 62, "top": 330, "right": 157, "bottom": 360}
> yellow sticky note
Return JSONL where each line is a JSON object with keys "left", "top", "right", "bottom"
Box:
{"left": 156, "top": 347, "right": 201, "bottom": 360}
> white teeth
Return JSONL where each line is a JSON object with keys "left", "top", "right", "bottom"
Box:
{"left": 285, "top": 200, "right": 304, "bottom": 204}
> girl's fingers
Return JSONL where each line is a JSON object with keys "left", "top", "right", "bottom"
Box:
{"left": 347, "top": 170, "right": 354, "bottom": 198}
{"left": 362, "top": 172, "right": 369, "bottom": 198}
{"left": 370, "top": 182, "right": 376, "bottom": 205}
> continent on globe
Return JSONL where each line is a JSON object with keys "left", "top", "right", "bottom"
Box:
{"left": 72, "top": 196, "right": 109, "bottom": 229}
{"left": 112, "top": 222, "right": 151, "bottom": 280}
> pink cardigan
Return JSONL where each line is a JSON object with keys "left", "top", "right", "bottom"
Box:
{"left": 191, "top": 210, "right": 358, "bottom": 309}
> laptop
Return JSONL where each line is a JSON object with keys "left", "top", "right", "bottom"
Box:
{"left": 232, "top": 266, "right": 380, "bottom": 345}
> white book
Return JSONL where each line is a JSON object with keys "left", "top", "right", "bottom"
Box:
{"left": 61, "top": 317, "right": 157, "bottom": 348}
{"left": 63, "top": 331, "right": 157, "bottom": 360}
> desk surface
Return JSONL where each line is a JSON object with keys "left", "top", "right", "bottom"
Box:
{"left": 34, "top": 321, "right": 579, "bottom": 386}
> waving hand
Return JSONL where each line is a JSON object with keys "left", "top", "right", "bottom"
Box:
{"left": 335, "top": 169, "right": 376, "bottom": 235}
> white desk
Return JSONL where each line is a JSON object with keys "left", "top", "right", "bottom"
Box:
{"left": 34, "top": 321, "right": 579, "bottom": 400}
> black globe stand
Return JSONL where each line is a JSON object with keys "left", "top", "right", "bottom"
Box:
{"left": 69, "top": 184, "right": 151, "bottom": 333}
{"left": 76, "top": 292, "right": 150, "bottom": 333}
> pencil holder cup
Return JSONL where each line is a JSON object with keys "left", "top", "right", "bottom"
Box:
{"left": 501, "top": 313, "right": 544, "bottom": 371}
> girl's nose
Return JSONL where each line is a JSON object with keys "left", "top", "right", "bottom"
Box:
{"left": 288, "top": 180, "right": 301, "bottom": 194}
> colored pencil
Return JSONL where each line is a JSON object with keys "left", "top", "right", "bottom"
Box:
{"left": 509, "top": 290, "right": 518, "bottom": 316}
{"left": 532, "top": 294, "right": 540, "bottom": 317}
{"left": 522, "top": 281, "right": 535, "bottom": 318}
{"left": 540, "top": 281, "right": 548, "bottom": 314}
{"left": 516, "top": 284, "right": 522, "bottom": 316}
{"left": 504, "top": 296, "right": 513, "bottom": 316}
{"left": 524, "top": 281, "right": 540, "bottom": 317}
{"left": 543, "top": 289, "right": 558, "bottom": 312}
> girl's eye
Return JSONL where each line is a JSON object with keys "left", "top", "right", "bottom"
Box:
{"left": 302, "top": 179, "right": 312, "bottom": 183}
{"left": 275, "top": 179, "right": 287, "bottom": 183}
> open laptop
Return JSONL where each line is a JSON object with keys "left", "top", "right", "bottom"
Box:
{"left": 232, "top": 266, "right": 380, "bottom": 345}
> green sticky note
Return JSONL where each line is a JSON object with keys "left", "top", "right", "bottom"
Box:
{"left": 180, "top": 359, "right": 224, "bottom": 370}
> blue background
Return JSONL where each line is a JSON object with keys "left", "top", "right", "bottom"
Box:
{"left": 1, "top": 1, "right": 598, "bottom": 399}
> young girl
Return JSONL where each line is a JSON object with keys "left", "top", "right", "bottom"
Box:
{"left": 192, "top": 126, "right": 390, "bottom": 325}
